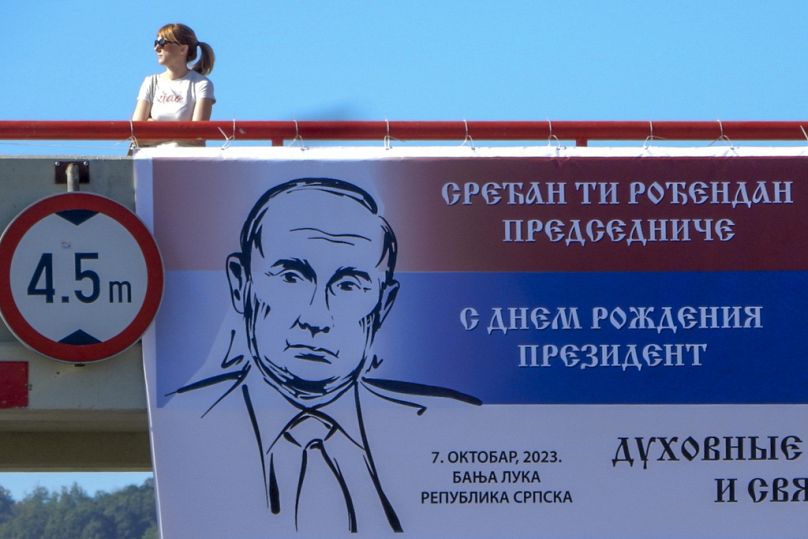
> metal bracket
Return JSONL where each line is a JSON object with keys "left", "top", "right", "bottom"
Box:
{"left": 54, "top": 161, "right": 90, "bottom": 188}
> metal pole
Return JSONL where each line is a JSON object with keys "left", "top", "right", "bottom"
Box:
{"left": 65, "top": 163, "right": 80, "bottom": 192}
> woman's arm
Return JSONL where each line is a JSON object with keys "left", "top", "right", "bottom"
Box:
{"left": 132, "top": 100, "right": 152, "bottom": 121}
{"left": 192, "top": 98, "right": 214, "bottom": 121}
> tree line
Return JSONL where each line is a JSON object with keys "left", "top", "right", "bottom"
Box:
{"left": 0, "top": 479, "right": 156, "bottom": 539}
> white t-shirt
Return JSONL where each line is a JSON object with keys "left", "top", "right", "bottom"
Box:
{"left": 136, "top": 71, "right": 215, "bottom": 121}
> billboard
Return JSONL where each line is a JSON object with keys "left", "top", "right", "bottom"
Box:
{"left": 136, "top": 146, "right": 808, "bottom": 538}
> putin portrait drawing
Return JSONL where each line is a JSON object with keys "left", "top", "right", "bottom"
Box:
{"left": 173, "top": 178, "right": 480, "bottom": 534}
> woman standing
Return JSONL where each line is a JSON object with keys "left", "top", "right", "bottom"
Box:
{"left": 132, "top": 23, "right": 215, "bottom": 142}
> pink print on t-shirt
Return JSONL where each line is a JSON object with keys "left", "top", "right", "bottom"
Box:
{"left": 156, "top": 92, "right": 184, "bottom": 104}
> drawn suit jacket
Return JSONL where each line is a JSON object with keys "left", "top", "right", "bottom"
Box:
{"left": 151, "top": 363, "right": 480, "bottom": 538}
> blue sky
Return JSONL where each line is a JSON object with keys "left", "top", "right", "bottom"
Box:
{"left": 1, "top": 0, "right": 807, "bottom": 499}
{"left": 3, "top": 1, "right": 808, "bottom": 125}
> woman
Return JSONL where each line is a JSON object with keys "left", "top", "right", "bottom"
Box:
{"left": 132, "top": 23, "right": 215, "bottom": 145}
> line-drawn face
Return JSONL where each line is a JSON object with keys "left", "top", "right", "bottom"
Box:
{"left": 228, "top": 185, "right": 397, "bottom": 404}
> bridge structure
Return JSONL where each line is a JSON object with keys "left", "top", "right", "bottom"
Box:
{"left": 0, "top": 120, "right": 804, "bottom": 471}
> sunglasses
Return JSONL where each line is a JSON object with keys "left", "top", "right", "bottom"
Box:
{"left": 153, "top": 38, "right": 179, "bottom": 48}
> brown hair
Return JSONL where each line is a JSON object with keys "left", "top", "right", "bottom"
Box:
{"left": 158, "top": 23, "right": 215, "bottom": 75}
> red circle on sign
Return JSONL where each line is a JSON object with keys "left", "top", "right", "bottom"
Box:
{"left": 0, "top": 193, "right": 163, "bottom": 363}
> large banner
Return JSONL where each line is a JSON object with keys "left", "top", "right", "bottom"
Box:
{"left": 136, "top": 146, "right": 808, "bottom": 538}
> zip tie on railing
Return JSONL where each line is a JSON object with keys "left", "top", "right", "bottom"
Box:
{"left": 642, "top": 120, "right": 667, "bottom": 150}
{"left": 546, "top": 119, "right": 563, "bottom": 151}
{"left": 800, "top": 125, "right": 808, "bottom": 144}
{"left": 288, "top": 120, "right": 307, "bottom": 150}
{"left": 709, "top": 119, "right": 736, "bottom": 152}
{"left": 217, "top": 119, "right": 237, "bottom": 150}
{"left": 128, "top": 120, "right": 140, "bottom": 153}
{"left": 384, "top": 119, "right": 392, "bottom": 150}
{"left": 717, "top": 119, "right": 731, "bottom": 143}
{"left": 460, "top": 119, "right": 476, "bottom": 150}
{"left": 643, "top": 120, "right": 655, "bottom": 150}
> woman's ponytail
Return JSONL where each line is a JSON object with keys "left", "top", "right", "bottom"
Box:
{"left": 192, "top": 41, "right": 215, "bottom": 75}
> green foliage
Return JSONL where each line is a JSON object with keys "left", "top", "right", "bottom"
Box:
{"left": 0, "top": 479, "right": 156, "bottom": 539}
{"left": 0, "top": 487, "right": 13, "bottom": 526}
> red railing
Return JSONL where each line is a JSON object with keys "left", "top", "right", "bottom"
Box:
{"left": 0, "top": 121, "right": 807, "bottom": 147}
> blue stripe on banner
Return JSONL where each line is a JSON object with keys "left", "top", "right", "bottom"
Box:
{"left": 375, "top": 271, "right": 808, "bottom": 404}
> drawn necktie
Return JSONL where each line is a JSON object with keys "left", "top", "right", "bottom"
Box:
{"left": 269, "top": 413, "right": 358, "bottom": 532}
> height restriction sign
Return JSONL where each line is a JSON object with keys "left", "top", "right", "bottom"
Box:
{"left": 0, "top": 193, "right": 163, "bottom": 363}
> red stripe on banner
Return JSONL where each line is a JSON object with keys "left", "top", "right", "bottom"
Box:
{"left": 0, "top": 361, "right": 28, "bottom": 408}
{"left": 378, "top": 157, "right": 808, "bottom": 272}
{"left": 148, "top": 155, "right": 808, "bottom": 273}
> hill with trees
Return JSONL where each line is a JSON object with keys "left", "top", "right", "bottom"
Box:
{"left": 0, "top": 479, "right": 156, "bottom": 539}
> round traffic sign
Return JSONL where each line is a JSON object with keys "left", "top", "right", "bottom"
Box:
{"left": 0, "top": 193, "right": 163, "bottom": 363}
